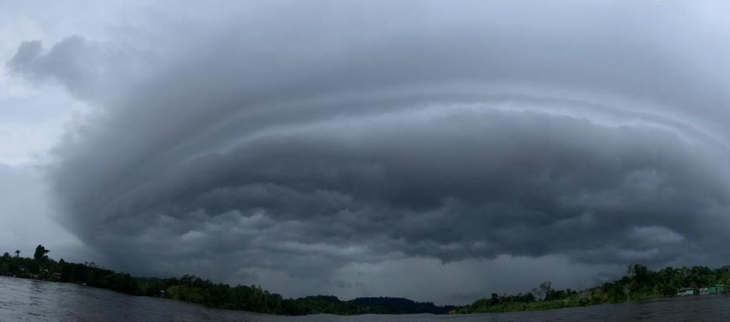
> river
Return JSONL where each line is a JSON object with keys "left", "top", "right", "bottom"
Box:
{"left": 1, "top": 276, "right": 728, "bottom": 321}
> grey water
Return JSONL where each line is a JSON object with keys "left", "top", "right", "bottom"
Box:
{"left": 1, "top": 276, "right": 728, "bottom": 322}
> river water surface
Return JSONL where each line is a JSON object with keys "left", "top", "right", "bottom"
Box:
{"left": 1, "top": 276, "right": 728, "bottom": 321}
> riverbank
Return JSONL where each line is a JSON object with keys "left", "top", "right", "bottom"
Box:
{"left": 3, "top": 246, "right": 730, "bottom": 316}
{"left": 2, "top": 276, "right": 729, "bottom": 322}
{"left": 457, "top": 264, "right": 730, "bottom": 314}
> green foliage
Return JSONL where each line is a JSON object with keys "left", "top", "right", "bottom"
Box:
{"left": 459, "top": 263, "right": 730, "bottom": 314}
{"left": 167, "top": 285, "right": 207, "bottom": 303}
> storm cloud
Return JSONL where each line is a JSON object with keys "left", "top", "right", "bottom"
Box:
{"left": 7, "top": 0, "right": 730, "bottom": 303}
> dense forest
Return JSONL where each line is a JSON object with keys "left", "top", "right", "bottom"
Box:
{"left": 1, "top": 245, "right": 728, "bottom": 315}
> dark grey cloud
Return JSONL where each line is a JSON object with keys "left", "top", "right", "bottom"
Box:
{"left": 7, "top": 0, "right": 730, "bottom": 303}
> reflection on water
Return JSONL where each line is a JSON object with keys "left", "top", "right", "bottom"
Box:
{"left": 1, "top": 276, "right": 728, "bottom": 322}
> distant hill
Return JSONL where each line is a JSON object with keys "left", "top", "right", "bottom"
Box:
{"left": 349, "top": 297, "right": 456, "bottom": 314}
{"left": 290, "top": 295, "right": 457, "bottom": 315}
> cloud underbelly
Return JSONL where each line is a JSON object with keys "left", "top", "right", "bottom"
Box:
{"left": 62, "top": 91, "right": 729, "bottom": 273}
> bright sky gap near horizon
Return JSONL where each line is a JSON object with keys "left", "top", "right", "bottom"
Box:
{"left": 1, "top": 0, "right": 729, "bottom": 306}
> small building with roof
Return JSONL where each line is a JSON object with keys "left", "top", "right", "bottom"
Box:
{"left": 677, "top": 288, "right": 694, "bottom": 296}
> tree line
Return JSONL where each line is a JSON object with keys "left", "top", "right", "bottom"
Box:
{"left": 458, "top": 264, "right": 730, "bottom": 314}
{"left": 0, "top": 245, "right": 453, "bottom": 315}
{"left": 1, "top": 245, "right": 728, "bottom": 315}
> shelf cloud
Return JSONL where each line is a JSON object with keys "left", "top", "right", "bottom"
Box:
{"left": 7, "top": 0, "right": 730, "bottom": 303}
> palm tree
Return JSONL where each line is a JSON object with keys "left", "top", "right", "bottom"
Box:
{"left": 14, "top": 250, "right": 20, "bottom": 258}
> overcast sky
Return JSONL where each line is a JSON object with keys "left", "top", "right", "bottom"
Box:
{"left": 2, "top": 0, "right": 730, "bottom": 305}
